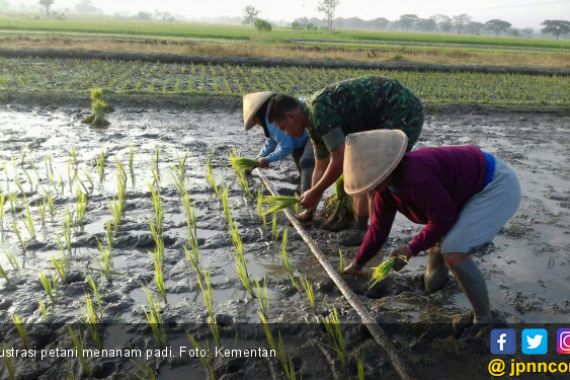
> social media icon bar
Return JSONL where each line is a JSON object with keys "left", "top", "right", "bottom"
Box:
{"left": 557, "top": 328, "right": 570, "bottom": 354}
{"left": 491, "top": 329, "right": 516, "bottom": 355}
{"left": 522, "top": 329, "right": 548, "bottom": 355}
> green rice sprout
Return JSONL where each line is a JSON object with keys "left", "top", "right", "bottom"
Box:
{"left": 39, "top": 272, "right": 56, "bottom": 303}
{"left": 82, "top": 169, "right": 94, "bottom": 193}
{"left": 221, "top": 187, "right": 232, "bottom": 225}
{"left": 356, "top": 349, "right": 366, "bottom": 380}
{"left": 195, "top": 271, "right": 220, "bottom": 346}
{"left": 81, "top": 293, "right": 102, "bottom": 349}
{"left": 75, "top": 189, "right": 88, "bottom": 233}
{"left": 109, "top": 199, "right": 122, "bottom": 235}
{"left": 0, "top": 263, "right": 8, "bottom": 283}
{"left": 11, "top": 314, "right": 28, "bottom": 349}
{"left": 322, "top": 307, "right": 347, "bottom": 370}
{"left": 67, "top": 147, "right": 79, "bottom": 191}
{"left": 256, "top": 190, "right": 266, "bottom": 225}
{"left": 142, "top": 287, "right": 167, "bottom": 347}
{"left": 262, "top": 195, "right": 300, "bottom": 216}
{"left": 11, "top": 220, "right": 26, "bottom": 258}
{"left": 148, "top": 182, "right": 164, "bottom": 237}
{"left": 234, "top": 248, "right": 255, "bottom": 297}
{"left": 205, "top": 156, "right": 220, "bottom": 199}
{"left": 8, "top": 192, "right": 18, "bottom": 215}
{"left": 254, "top": 278, "right": 269, "bottom": 316}
{"left": 258, "top": 313, "right": 296, "bottom": 380}
{"left": 22, "top": 200, "right": 36, "bottom": 240}
{"left": 298, "top": 275, "right": 316, "bottom": 313}
{"left": 67, "top": 326, "right": 92, "bottom": 376}
{"left": 172, "top": 152, "right": 188, "bottom": 194}
{"left": 97, "top": 235, "right": 112, "bottom": 283}
{"left": 2, "top": 343, "right": 16, "bottom": 380}
{"left": 38, "top": 198, "right": 47, "bottom": 227}
{"left": 0, "top": 192, "right": 5, "bottom": 226}
{"left": 96, "top": 150, "right": 105, "bottom": 184}
{"left": 184, "top": 241, "right": 201, "bottom": 276}
{"left": 85, "top": 274, "right": 103, "bottom": 316}
{"left": 338, "top": 249, "right": 345, "bottom": 273}
{"left": 21, "top": 166, "right": 35, "bottom": 192}
{"left": 51, "top": 254, "right": 68, "bottom": 284}
{"left": 45, "top": 191, "right": 55, "bottom": 218}
{"left": 14, "top": 176, "right": 25, "bottom": 196}
{"left": 181, "top": 191, "right": 197, "bottom": 242}
{"left": 115, "top": 159, "right": 128, "bottom": 200}
{"left": 39, "top": 300, "right": 48, "bottom": 321}
{"left": 83, "top": 88, "right": 110, "bottom": 127}
{"left": 151, "top": 146, "right": 160, "bottom": 186}
{"left": 369, "top": 257, "right": 395, "bottom": 289}
{"left": 63, "top": 208, "right": 73, "bottom": 253}
{"left": 321, "top": 175, "right": 354, "bottom": 229}
{"left": 280, "top": 228, "right": 299, "bottom": 290}
{"left": 129, "top": 145, "right": 135, "bottom": 185}
{"left": 3, "top": 249, "right": 19, "bottom": 271}
{"left": 187, "top": 335, "right": 215, "bottom": 380}
{"left": 153, "top": 253, "right": 167, "bottom": 303}
{"left": 271, "top": 213, "right": 279, "bottom": 241}
{"left": 229, "top": 151, "right": 257, "bottom": 175}
{"left": 258, "top": 311, "right": 276, "bottom": 350}
{"left": 150, "top": 221, "right": 165, "bottom": 265}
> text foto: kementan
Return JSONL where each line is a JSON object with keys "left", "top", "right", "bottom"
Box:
{"left": 180, "top": 346, "right": 276, "bottom": 358}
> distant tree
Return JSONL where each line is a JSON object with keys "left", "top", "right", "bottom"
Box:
{"left": 430, "top": 14, "right": 452, "bottom": 32}
{"left": 242, "top": 5, "right": 259, "bottom": 26}
{"left": 521, "top": 27, "right": 534, "bottom": 38}
{"left": 484, "top": 19, "right": 511, "bottom": 35}
{"left": 38, "top": 0, "right": 54, "bottom": 16}
{"left": 0, "top": 0, "right": 9, "bottom": 11}
{"left": 136, "top": 11, "right": 152, "bottom": 20}
{"left": 369, "top": 17, "right": 389, "bottom": 30}
{"left": 541, "top": 20, "right": 570, "bottom": 39}
{"left": 417, "top": 18, "right": 437, "bottom": 32}
{"left": 74, "top": 0, "right": 99, "bottom": 14}
{"left": 317, "top": 0, "right": 339, "bottom": 30}
{"left": 465, "top": 21, "right": 484, "bottom": 35}
{"left": 452, "top": 14, "right": 472, "bottom": 34}
{"left": 398, "top": 14, "right": 419, "bottom": 31}
{"left": 254, "top": 18, "right": 272, "bottom": 32}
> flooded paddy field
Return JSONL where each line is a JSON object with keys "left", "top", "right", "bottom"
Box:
{"left": 0, "top": 103, "right": 569, "bottom": 379}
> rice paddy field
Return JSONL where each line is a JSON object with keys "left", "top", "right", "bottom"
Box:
{"left": 0, "top": 17, "right": 570, "bottom": 380}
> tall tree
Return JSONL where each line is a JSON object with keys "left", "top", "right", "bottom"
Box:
{"left": 242, "top": 5, "right": 259, "bottom": 26}
{"left": 317, "top": 0, "right": 339, "bottom": 30}
{"left": 39, "top": 0, "right": 54, "bottom": 15}
{"left": 398, "top": 14, "right": 419, "bottom": 31}
{"left": 541, "top": 20, "right": 570, "bottom": 39}
{"left": 452, "top": 14, "right": 472, "bottom": 34}
{"left": 484, "top": 19, "right": 511, "bottom": 35}
{"left": 430, "top": 14, "right": 452, "bottom": 32}
{"left": 417, "top": 18, "right": 437, "bottom": 32}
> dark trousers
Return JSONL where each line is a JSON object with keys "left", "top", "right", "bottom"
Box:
{"left": 292, "top": 140, "right": 315, "bottom": 193}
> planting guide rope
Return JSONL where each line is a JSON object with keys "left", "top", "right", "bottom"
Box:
{"left": 254, "top": 169, "right": 417, "bottom": 380}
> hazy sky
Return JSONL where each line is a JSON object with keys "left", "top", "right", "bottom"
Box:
{"left": 8, "top": 0, "right": 570, "bottom": 28}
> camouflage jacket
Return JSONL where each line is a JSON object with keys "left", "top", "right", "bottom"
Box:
{"left": 305, "top": 76, "right": 423, "bottom": 159}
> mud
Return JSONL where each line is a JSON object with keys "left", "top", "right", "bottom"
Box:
{"left": 0, "top": 103, "right": 569, "bottom": 379}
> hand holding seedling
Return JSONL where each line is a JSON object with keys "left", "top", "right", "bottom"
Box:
{"left": 342, "top": 260, "right": 364, "bottom": 276}
{"left": 300, "top": 188, "right": 322, "bottom": 211}
{"left": 390, "top": 246, "right": 412, "bottom": 271}
{"left": 257, "top": 158, "right": 269, "bottom": 168}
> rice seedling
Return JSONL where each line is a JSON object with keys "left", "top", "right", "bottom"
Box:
{"left": 21, "top": 166, "right": 35, "bottom": 192}
{"left": 67, "top": 147, "right": 79, "bottom": 191}
{"left": 11, "top": 220, "right": 26, "bottom": 257}
{"left": 298, "top": 275, "right": 316, "bottom": 313}
{"left": 369, "top": 257, "right": 395, "bottom": 289}
{"left": 2, "top": 343, "right": 16, "bottom": 380}
{"left": 38, "top": 198, "right": 47, "bottom": 227}
{"left": 262, "top": 195, "right": 300, "bottom": 216}
{"left": 322, "top": 306, "right": 347, "bottom": 370}
{"left": 356, "top": 349, "right": 366, "bottom": 380}
{"left": 271, "top": 213, "right": 279, "bottom": 241}
{"left": 39, "top": 300, "right": 48, "bottom": 321}
{"left": 45, "top": 191, "right": 55, "bottom": 219}
{"left": 280, "top": 228, "right": 299, "bottom": 291}
{"left": 63, "top": 209, "right": 73, "bottom": 253}
{"left": 75, "top": 189, "right": 88, "bottom": 233}
{"left": 129, "top": 144, "right": 135, "bottom": 185}
{"left": 39, "top": 272, "right": 56, "bottom": 303}
{"left": 0, "top": 192, "right": 5, "bottom": 226}
{"left": 82, "top": 169, "right": 94, "bottom": 193}
{"left": 142, "top": 287, "right": 167, "bottom": 347}
{"left": 153, "top": 253, "right": 167, "bottom": 303}
{"left": 195, "top": 271, "right": 220, "bottom": 346}
{"left": 205, "top": 156, "right": 220, "bottom": 199}
{"left": 11, "top": 314, "right": 28, "bottom": 349}
{"left": 3, "top": 249, "right": 19, "bottom": 271}
{"left": 14, "top": 176, "right": 25, "bottom": 197}
{"left": 150, "top": 221, "right": 165, "bottom": 265}
{"left": 187, "top": 335, "right": 215, "bottom": 380}
{"left": 109, "top": 198, "right": 122, "bottom": 235}
{"left": 67, "top": 326, "right": 92, "bottom": 377}
{"left": 96, "top": 150, "right": 105, "bottom": 184}
{"left": 172, "top": 152, "right": 188, "bottom": 194}
{"left": 229, "top": 150, "right": 257, "bottom": 175}
{"left": 148, "top": 182, "right": 164, "bottom": 237}
{"left": 221, "top": 186, "right": 232, "bottom": 225}
{"left": 321, "top": 175, "right": 354, "bottom": 229}
{"left": 115, "top": 159, "right": 128, "bottom": 199}
{"left": 258, "top": 313, "right": 296, "bottom": 380}
{"left": 82, "top": 92, "right": 110, "bottom": 127}
{"left": 0, "top": 263, "right": 8, "bottom": 283}
{"left": 51, "top": 253, "right": 68, "bottom": 284}
{"left": 22, "top": 199, "right": 36, "bottom": 239}
{"left": 151, "top": 146, "right": 160, "bottom": 186}
{"left": 256, "top": 189, "right": 266, "bottom": 225}
{"left": 254, "top": 278, "right": 269, "bottom": 316}
{"left": 234, "top": 249, "right": 255, "bottom": 297}
{"left": 85, "top": 274, "right": 103, "bottom": 316}
{"left": 8, "top": 192, "right": 18, "bottom": 215}
{"left": 181, "top": 191, "right": 197, "bottom": 242}
{"left": 96, "top": 233, "right": 112, "bottom": 283}
{"left": 184, "top": 242, "right": 201, "bottom": 276}
{"left": 81, "top": 293, "right": 102, "bottom": 349}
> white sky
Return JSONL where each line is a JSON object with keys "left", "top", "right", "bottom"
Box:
{"left": 8, "top": 0, "right": 570, "bottom": 28}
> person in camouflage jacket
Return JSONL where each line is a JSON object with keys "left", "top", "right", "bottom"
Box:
{"left": 267, "top": 76, "right": 424, "bottom": 223}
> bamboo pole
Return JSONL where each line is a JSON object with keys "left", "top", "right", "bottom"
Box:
{"left": 254, "top": 169, "right": 417, "bottom": 380}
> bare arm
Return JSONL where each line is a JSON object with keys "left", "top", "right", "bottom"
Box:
{"left": 311, "top": 156, "right": 330, "bottom": 187}
{"left": 312, "top": 144, "right": 344, "bottom": 195}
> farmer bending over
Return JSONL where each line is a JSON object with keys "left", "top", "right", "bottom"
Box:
{"left": 266, "top": 76, "right": 424, "bottom": 225}
{"left": 342, "top": 130, "right": 521, "bottom": 324}
{"left": 243, "top": 92, "right": 315, "bottom": 217}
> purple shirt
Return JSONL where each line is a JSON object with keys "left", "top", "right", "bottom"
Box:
{"left": 355, "top": 146, "right": 488, "bottom": 266}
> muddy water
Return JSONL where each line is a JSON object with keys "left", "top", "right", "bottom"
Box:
{"left": 0, "top": 104, "right": 569, "bottom": 379}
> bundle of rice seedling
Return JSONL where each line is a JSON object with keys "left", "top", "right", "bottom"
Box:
{"left": 262, "top": 195, "right": 300, "bottom": 216}
{"left": 368, "top": 257, "right": 394, "bottom": 289}
{"left": 229, "top": 150, "right": 257, "bottom": 175}
{"left": 320, "top": 175, "right": 354, "bottom": 230}
{"left": 82, "top": 87, "right": 111, "bottom": 127}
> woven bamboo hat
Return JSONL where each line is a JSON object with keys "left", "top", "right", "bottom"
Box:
{"left": 243, "top": 91, "right": 276, "bottom": 130}
{"left": 343, "top": 130, "right": 408, "bottom": 196}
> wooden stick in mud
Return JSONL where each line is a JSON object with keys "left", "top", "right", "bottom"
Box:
{"left": 254, "top": 169, "right": 417, "bottom": 380}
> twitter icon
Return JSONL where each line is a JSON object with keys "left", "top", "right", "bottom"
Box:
{"left": 522, "top": 329, "right": 548, "bottom": 355}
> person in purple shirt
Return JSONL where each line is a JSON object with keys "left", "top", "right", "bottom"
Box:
{"left": 342, "top": 129, "right": 521, "bottom": 324}
{"left": 243, "top": 92, "right": 315, "bottom": 220}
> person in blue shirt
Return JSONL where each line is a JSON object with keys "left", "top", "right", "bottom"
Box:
{"left": 243, "top": 91, "right": 315, "bottom": 221}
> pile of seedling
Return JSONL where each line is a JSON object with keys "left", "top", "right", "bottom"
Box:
{"left": 82, "top": 87, "right": 113, "bottom": 127}
{"left": 320, "top": 175, "right": 355, "bottom": 230}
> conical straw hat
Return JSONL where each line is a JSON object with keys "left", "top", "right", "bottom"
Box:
{"left": 343, "top": 130, "right": 408, "bottom": 196}
{"left": 243, "top": 91, "right": 276, "bottom": 130}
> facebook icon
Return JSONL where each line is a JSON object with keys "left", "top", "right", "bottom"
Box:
{"left": 491, "top": 329, "right": 516, "bottom": 355}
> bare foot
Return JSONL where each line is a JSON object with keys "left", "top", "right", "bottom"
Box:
{"left": 295, "top": 209, "right": 314, "bottom": 222}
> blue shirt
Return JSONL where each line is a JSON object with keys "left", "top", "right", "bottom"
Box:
{"left": 257, "top": 114, "right": 308, "bottom": 163}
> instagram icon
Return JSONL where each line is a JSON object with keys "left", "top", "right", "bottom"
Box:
{"left": 557, "top": 329, "right": 570, "bottom": 354}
